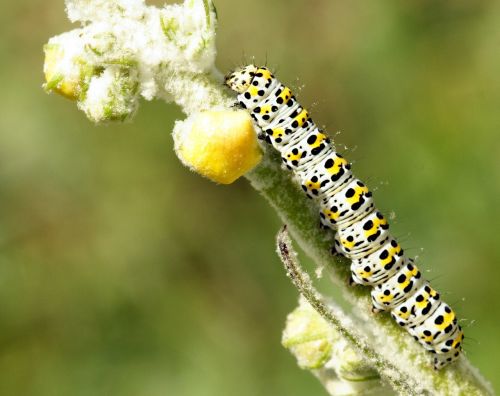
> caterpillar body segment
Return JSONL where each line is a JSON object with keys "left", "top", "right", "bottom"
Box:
{"left": 350, "top": 237, "right": 405, "bottom": 287}
{"left": 391, "top": 282, "right": 441, "bottom": 327}
{"left": 370, "top": 261, "right": 423, "bottom": 312}
{"left": 318, "top": 177, "right": 375, "bottom": 230}
{"left": 298, "top": 151, "right": 353, "bottom": 200}
{"left": 225, "top": 65, "right": 464, "bottom": 369}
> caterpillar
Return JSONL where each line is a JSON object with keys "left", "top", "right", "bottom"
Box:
{"left": 225, "top": 65, "right": 463, "bottom": 370}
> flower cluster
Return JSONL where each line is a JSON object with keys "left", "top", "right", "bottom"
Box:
{"left": 283, "top": 297, "right": 391, "bottom": 396}
{"left": 43, "top": 0, "right": 220, "bottom": 122}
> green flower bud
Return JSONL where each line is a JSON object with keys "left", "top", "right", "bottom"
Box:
{"left": 79, "top": 65, "right": 139, "bottom": 123}
{"left": 282, "top": 297, "right": 333, "bottom": 370}
{"left": 283, "top": 298, "right": 391, "bottom": 396}
{"left": 43, "top": 31, "right": 94, "bottom": 100}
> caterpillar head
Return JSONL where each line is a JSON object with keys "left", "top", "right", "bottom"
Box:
{"left": 225, "top": 64, "right": 258, "bottom": 93}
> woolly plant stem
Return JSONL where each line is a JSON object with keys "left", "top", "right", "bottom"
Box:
{"left": 277, "top": 226, "right": 415, "bottom": 394}
{"left": 246, "top": 152, "right": 492, "bottom": 396}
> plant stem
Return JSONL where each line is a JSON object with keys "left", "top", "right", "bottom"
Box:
{"left": 245, "top": 149, "right": 493, "bottom": 396}
{"left": 277, "top": 225, "right": 415, "bottom": 395}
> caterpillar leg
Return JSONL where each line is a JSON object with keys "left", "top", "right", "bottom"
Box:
{"left": 319, "top": 220, "right": 329, "bottom": 231}
{"left": 330, "top": 244, "right": 345, "bottom": 258}
{"left": 256, "top": 131, "right": 268, "bottom": 141}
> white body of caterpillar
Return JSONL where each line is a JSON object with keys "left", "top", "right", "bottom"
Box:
{"left": 225, "top": 65, "right": 463, "bottom": 369}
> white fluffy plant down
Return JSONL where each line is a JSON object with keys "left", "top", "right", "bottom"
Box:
{"left": 43, "top": 1, "right": 493, "bottom": 395}
{"left": 44, "top": 0, "right": 233, "bottom": 122}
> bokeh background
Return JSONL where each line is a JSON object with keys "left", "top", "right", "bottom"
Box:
{"left": 1, "top": 0, "right": 499, "bottom": 394}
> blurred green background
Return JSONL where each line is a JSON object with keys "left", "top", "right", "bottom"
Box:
{"left": 1, "top": 0, "right": 499, "bottom": 394}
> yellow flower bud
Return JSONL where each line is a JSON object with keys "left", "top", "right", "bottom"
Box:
{"left": 43, "top": 44, "right": 80, "bottom": 100}
{"left": 174, "top": 110, "right": 262, "bottom": 184}
{"left": 282, "top": 298, "right": 333, "bottom": 369}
